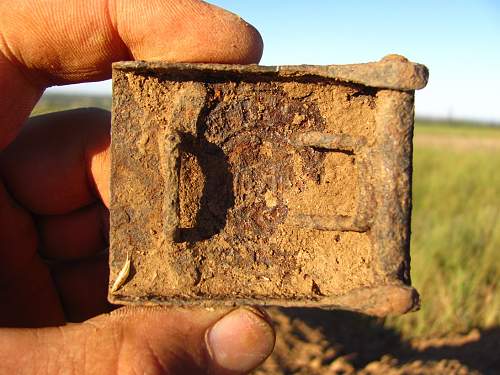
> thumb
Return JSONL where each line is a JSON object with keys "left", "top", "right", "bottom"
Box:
{"left": 0, "top": 306, "right": 275, "bottom": 375}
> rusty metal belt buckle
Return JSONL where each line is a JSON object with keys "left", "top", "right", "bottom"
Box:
{"left": 109, "top": 55, "right": 428, "bottom": 316}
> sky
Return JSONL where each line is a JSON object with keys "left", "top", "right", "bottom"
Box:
{"left": 47, "top": 0, "right": 500, "bottom": 123}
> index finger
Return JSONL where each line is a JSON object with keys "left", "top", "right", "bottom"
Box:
{"left": 0, "top": 0, "right": 263, "bottom": 148}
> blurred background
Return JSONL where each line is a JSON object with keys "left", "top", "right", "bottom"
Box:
{"left": 33, "top": 1, "right": 499, "bottom": 373}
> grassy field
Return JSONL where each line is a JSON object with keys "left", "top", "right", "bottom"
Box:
{"left": 387, "top": 126, "right": 500, "bottom": 338}
{"left": 31, "top": 94, "right": 500, "bottom": 339}
{"left": 31, "top": 94, "right": 111, "bottom": 116}
{"left": 415, "top": 119, "right": 500, "bottom": 138}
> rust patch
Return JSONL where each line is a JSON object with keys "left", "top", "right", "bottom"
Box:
{"left": 109, "top": 55, "right": 428, "bottom": 316}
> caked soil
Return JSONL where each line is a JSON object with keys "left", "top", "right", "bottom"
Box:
{"left": 111, "top": 70, "right": 400, "bottom": 308}
{"left": 254, "top": 308, "right": 500, "bottom": 375}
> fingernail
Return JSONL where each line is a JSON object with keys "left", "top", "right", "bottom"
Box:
{"left": 206, "top": 307, "right": 275, "bottom": 372}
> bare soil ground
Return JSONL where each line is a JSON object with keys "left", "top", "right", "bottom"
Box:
{"left": 254, "top": 308, "right": 499, "bottom": 375}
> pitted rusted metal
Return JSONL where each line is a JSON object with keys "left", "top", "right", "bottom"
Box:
{"left": 109, "top": 55, "right": 428, "bottom": 317}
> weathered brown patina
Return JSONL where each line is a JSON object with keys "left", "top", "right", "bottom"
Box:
{"left": 108, "top": 54, "right": 428, "bottom": 316}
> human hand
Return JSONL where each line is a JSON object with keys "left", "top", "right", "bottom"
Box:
{"left": 0, "top": 0, "right": 275, "bottom": 374}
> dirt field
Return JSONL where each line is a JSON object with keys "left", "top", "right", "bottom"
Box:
{"left": 254, "top": 308, "right": 499, "bottom": 375}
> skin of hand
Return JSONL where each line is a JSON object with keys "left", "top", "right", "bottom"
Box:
{"left": 0, "top": 0, "right": 276, "bottom": 374}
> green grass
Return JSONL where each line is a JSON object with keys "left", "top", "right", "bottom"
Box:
{"left": 415, "top": 119, "right": 500, "bottom": 138}
{"left": 386, "top": 126, "right": 500, "bottom": 338}
{"left": 31, "top": 94, "right": 500, "bottom": 338}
